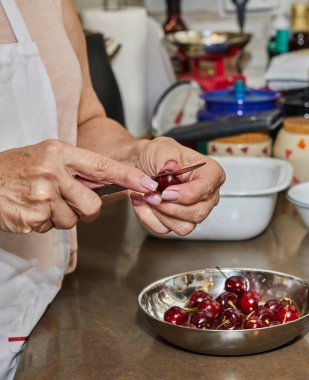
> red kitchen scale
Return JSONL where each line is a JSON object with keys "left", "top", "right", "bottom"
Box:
{"left": 165, "top": 30, "right": 251, "bottom": 91}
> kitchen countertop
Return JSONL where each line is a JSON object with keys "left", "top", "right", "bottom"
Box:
{"left": 15, "top": 194, "right": 309, "bottom": 380}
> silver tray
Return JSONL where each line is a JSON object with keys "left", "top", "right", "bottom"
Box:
{"left": 166, "top": 30, "right": 251, "bottom": 57}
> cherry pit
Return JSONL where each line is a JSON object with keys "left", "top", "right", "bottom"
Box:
{"left": 163, "top": 268, "right": 301, "bottom": 331}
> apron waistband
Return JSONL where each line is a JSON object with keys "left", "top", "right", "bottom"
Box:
{"left": 0, "top": 0, "right": 32, "bottom": 43}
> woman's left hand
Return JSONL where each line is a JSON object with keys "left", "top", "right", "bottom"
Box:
{"left": 130, "top": 137, "right": 226, "bottom": 236}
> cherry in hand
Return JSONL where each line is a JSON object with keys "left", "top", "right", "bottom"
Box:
{"left": 156, "top": 171, "right": 182, "bottom": 194}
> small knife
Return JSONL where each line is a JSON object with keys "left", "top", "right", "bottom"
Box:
{"left": 93, "top": 162, "right": 206, "bottom": 197}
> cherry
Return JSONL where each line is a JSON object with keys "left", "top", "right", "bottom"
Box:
{"left": 264, "top": 298, "right": 283, "bottom": 312}
{"left": 274, "top": 304, "right": 300, "bottom": 323}
{"left": 198, "top": 298, "right": 222, "bottom": 319}
{"left": 164, "top": 306, "right": 188, "bottom": 325}
{"left": 156, "top": 171, "right": 182, "bottom": 194}
{"left": 253, "top": 307, "right": 275, "bottom": 326}
{"left": 217, "top": 308, "right": 243, "bottom": 330}
{"left": 186, "top": 290, "right": 212, "bottom": 308}
{"left": 216, "top": 291, "right": 238, "bottom": 310}
{"left": 225, "top": 275, "right": 250, "bottom": 296}
{"left": 181, "top": 322, "right": 197, "bottom": 329}
{"left": 190, "top": 310, "right": 213, "bottom": 329}
{"left": 239, "top": 291, "right": 261, "bottom": 314}
{"left": 244, "top": 316, "right": 265, "bottom": 329}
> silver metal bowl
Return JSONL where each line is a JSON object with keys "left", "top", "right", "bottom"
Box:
{"left": 138, "top": 268, "right": 309, "bottom": 356}
{"left": 165, "top": 30, "right": 251, "bottom": 57}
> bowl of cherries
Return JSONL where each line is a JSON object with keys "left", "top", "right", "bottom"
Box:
{"left": 138, "top": 268, "right": 309, "bottom": 355}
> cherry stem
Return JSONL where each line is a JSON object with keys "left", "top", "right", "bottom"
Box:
{"left": 217, "top": 320, "right": 230, "bottom": 329}
{"left": 246, "top": 310, "right": 255, "bottom": 320}
{"left": 184, "top": 307, "right": 198, "bottom": 312}
{"left": 216, "top": 266, "right": 227, "bottom": 279}
{"left": 283, "top": 305, "right": 289, "bottom": 324}
{"left": 227, "top": 300, "right": 237, "bottom": 310}
{"left": 280, "top": 297, "right": 292, "bottom": 305}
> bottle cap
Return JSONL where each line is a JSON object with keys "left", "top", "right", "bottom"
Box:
{"left": 276, "top": 29, "right": 289, "bottom": 53}
{"left": 291, "top": 2, "right": 309, "bottom": 31}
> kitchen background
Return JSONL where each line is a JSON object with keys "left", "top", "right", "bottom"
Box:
{"left": 71, "top": 0, "right": 309, "bottom": 191}
{"left": 74, "top": 0, "right": 297, "bottom": 88}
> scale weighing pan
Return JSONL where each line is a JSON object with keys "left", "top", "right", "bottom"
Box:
{"left": 166, "top": 30, "right": 251, "bottom": 57}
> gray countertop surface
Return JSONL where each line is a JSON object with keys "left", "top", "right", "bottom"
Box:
{"left": 15, "top": 195, "right": 309, "bottom": 380}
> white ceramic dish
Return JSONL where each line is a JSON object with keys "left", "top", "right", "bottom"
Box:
{"left": 147, "top": 157, "right": 293, "bottom": 241}
{"left": 287, "top": 182, "right": 309, "bottom": 228}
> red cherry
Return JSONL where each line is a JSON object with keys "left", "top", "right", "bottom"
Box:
{"left": 164, "top": 306, "right": 188, "bottom": 325}
{"left": 264, "top": 298, "right": 283, "bottom": 312}
{"left": 253, "top": 307, "right": 275, "bottom": 326}
{"left": 244, "top": 316, "right": 265, "bottom": 329}
{"left": 190, "top": 310, "right": 213, "bottom": 329}
{"left": 186, "top": 290, "right": 212, "bottom": 308}
{"left": 239, "top": 291, "right": 261, "bottom": 314}
{"left": 274, "top": 304, "right": 300, "bottom": 323}
{"left": 218, "top": 308, "right": 243, "bottom": 330}
{"left": 215, "top": 291, "right": 238, "bottom": 310}
{"left": 225, "top": 275, "right": 249, "bottom": 295}
{"left": 156, "top": 171, "right": 182, "bottom": 194}
{"left": 198, "top": 298, "right": 222, "bottom": 319}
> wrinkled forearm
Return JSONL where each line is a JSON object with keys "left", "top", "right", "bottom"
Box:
{"left": 76, "top": 116, "right": 150, "bottom": 168}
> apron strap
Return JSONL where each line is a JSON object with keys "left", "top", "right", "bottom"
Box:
{"left": 0, "top": 0, "right": 32, "bottom": 43}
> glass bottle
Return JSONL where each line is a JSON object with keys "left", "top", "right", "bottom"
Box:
{"left": 163, "top": 1, "right": 189, "bottom": 74}
{"left": 289, "top": 2, "right": 309, "bottom": 51}
{"left": 267, "top": 12, "right": 290, "bottom": 62}
{"left": 163, "top": 0, "right": 187, "bottom": 34}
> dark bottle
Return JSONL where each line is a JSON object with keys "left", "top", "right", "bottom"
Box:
{"left": 163, "top": 0, "right": 187, "bottom": 34}
{"left": 163, "top": 1, "right": 189, "bottom": 74}
{"left": 289, "top": 2, "right": 309, "bottom": 51}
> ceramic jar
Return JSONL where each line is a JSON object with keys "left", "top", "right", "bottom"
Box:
{"left": 274, "top": 117, "right": 309, "bottom": 183}
{"left": 207, "top": 132, "right": 272, "bottom": 157}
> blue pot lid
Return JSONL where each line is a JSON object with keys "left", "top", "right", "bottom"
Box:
{"left": 204, "top": 81, "right": 279, "bottom": 105}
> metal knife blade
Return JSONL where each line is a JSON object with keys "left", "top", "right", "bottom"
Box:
{"left": 93, "top": 162, "right": 206, "bottom": 197}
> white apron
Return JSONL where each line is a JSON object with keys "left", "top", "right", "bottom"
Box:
{"left": 0, "top": 1, "right": 70, "bottom": 379}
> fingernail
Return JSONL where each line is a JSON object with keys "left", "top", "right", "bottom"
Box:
{"left": 130, "top": 193, "right": 143, "bottom": 206}
{"left": 161, "top": 190, "right": 179, "bottom": 201}
{"left": 144, "top": 193, "right": 161, "bottom": 206}
{"left": 140, "top": 176, "right": 158, "bottom": 192}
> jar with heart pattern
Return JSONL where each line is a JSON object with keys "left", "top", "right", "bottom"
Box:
{"left": 274, "top": 116, "right": 309, "bottom": 184}
{"left": 207, "top": 132, "right": 272, "bottom": 158}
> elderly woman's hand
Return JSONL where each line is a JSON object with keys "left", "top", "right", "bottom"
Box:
{"left": 130, "top": 137, "right": 225, "bottom": 236}
{"left": 0, "top": 140, "right": 158, "bottom": 234}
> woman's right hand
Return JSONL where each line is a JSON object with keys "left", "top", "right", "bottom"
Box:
{"left": 0, "top": 140, "right": 158, "bottom": 234}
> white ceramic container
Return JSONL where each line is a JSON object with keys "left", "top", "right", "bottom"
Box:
{"left": 274, "top": 117, "right": 309, "bottom": 183}
{"left": 287, "top": 182, "right": 309, "bottom": 228}
{"left": 146, "top": 156, "right": 293, "bottom": 241}
{"left": 207, "top": 133, "right": 272, "bottom": 157}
